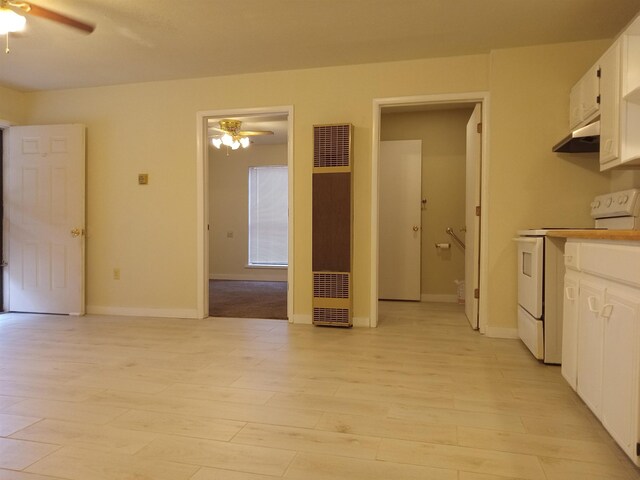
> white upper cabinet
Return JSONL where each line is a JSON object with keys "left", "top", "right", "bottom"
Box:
{"left": 569, "top": 63, "right": 600, "bottom": 129}
{"left": 566, "top": 14, "right": 640, "bottom": 170}
{"left": 598, "top": 41, "right": 621, "bottom": 167}
{"left": 599, "top": 17, "right": 640, "bottom": 170}
{"left": 619, "top": 32, "right": 640, "bottom": 166}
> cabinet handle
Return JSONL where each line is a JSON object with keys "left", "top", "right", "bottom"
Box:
{"left": 587, "top": 296, "right": 599, "bottom": 313}
{"left": 601, "top": 304, "right": 614, "bottom": 319}
{"left": 565, "top": 286, "right": 576, "bottom": 301}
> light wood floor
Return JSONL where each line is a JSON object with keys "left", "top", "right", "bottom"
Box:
{"left": 0, "top": 301, "right": 639, "bottom": 480}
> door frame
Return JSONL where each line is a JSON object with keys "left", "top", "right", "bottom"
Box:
{"left": 1, "top": 118, "right": 13, "bottom": 313}
{"left": 195, "top": 106, "right": 294, "bottom": 320}
{"left": 370, "top": 92, "right": 490, "bottom": 332}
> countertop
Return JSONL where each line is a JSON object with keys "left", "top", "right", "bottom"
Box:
{"left": 546, "top": 229, "right": 640, "bottom": 241}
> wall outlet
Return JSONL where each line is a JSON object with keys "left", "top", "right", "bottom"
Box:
{"left": 227, "top": 231, "right": 234, "bottom": 238}
{"left": 113, "top": 268, "right": 120, "bottom": 280}
{"left": 138, "top": 173, "right": 149, "bottom": 185}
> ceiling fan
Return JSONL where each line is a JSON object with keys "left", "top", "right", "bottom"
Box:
{"left": 0, "top": 1, "right": 95, "bottom": 35}
{"left": 210, "top": 119, "right": 274, "bottom": 150}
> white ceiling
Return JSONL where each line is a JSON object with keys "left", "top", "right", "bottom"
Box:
{"left": 1, "top": 0, "right": 639, "bottom": 92}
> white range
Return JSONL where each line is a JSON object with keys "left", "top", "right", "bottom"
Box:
{"left": 514, "top": 188, "right": 640, "bottom": 363}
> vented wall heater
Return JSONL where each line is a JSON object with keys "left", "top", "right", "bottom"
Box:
{"left": 312, "top": 124, "right": 353, "bottom": 327}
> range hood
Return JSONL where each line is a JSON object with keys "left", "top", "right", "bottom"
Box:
{"left": 552, "top": 120, "right": 600, "bottom": 153}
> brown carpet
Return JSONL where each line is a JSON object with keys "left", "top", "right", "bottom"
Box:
{"left": 209, "top": 280, "right": 287, "bottom": 320}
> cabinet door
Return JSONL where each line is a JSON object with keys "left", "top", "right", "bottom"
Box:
{"left": 561, "top": 272, "right": 580, "bottom": 389}
{"left": 602, "top": 288, "right": 639, "bottom": 457}
{"left": 599, "top": 41, "right": 621, "bottom": 167}
{"left": 577, "top": 280, "right": 605, "bottom": 417}
{"left": 570, "top": 64, "right": 600, "bottom": 129}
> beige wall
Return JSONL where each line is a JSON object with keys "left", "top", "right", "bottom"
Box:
{"left": 209, "top": 143, "right": 287, "bottom": 281}
{"left": 0, "top": 84, "right": 26, "bottom": 124}
{"left": 22, "top": 53, "right": 488, "bottom": 320}
{"left": 381, "top": 109, "right": 473, "bottom": 299}
{"left": 486, "top": 40, "right": 612, "bottom": 330}
{"left": 20, "top": 39, "right": 619, "bottom": 329}
{"left": 611, "top": 169, "right": 640, "bottom": 190}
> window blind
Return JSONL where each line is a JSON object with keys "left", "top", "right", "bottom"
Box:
{"left": 248, "top": 165, "right": 288, "bottom": 266}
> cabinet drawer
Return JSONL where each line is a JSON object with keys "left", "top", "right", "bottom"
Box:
{"left": 564, "top": 242, "right": 580, "bottom": 270}
{"left": 580, "top": 242, "right": 640, "bottom": 288}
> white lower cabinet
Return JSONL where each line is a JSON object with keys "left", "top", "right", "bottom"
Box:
{"left": 562, "top": 239, "right": 640, "bottom": 466}
{"left": 601, "top": 287, "right": 639, "bottom": 457}
{"left": 561, "top": 272, "right": 579, "bottom": 389}
{"left": 576, "top": 279, "right": 605, "bottom": 417}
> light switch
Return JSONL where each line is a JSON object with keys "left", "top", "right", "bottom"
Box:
{"left": 227, "top": 231, "right": 234, "bottom": 238}
{"left": 138, "top": 173, "right": 149, "bottom": 185}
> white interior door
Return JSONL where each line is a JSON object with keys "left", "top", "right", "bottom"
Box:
{"left": 465, "top": 104, "right": 481, "bottom": 328}
{"left": 379, "top": 140, "right": 422, "bottom": 301}
{"left": 7, "top": 124, "right": 86, "bottom": 314}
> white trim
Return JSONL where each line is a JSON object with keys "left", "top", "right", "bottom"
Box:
{"left": 484, "top": 326, "right": 519, "bottom": 339}
{"left": 210, "top": 273, "right": 287, "bottom": 282}
{"left": 0, "top": 120, "right": 12, "bottom": 314}
{"left": 245, "top": 264, "right": 287, "bottom": 269}
{"left": 420, "top": 294, "right": 458, "bottom": 303}
{"left": 196, "top": 106, "right": 294, "bottom": 321}
{"left": 352, "top": 316, "right": 371, "bottom": 327}
{"left": 291, "top": 313, "right": 312, "bottom": 325}
{"left": 371, "top": 92, "right": 490, "bottom": 332}
{"left": 477, "top": 99, "right": 491, "bottom": 335}
{"left": 87, "top": 305, "right": 199, "bottom": 319}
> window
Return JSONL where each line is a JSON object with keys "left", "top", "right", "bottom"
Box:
{"left": 248, "top": 165, "right": 288, "bottom": 266}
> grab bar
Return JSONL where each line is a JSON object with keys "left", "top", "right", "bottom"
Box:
{"left": 446, "top": 227, "right": 465, "bottom": 249}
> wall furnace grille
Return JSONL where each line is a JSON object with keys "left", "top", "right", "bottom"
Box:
{"left": 312, "top": 123, "right": 353, "bottom": 327}
{"left": 313, "top": 124, "right": 351, "bottom": 168}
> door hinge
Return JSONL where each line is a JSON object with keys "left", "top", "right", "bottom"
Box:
{"left": 597, "top": 94, "right": 601, "bottom": 105}
{"left": 637, "top": 442, "right": 640, "bottom": 456}
{"left": 475, "top": 205, "right": 481, "bottom": 216}
{"left": 476, "top": 123, "right": 482, "bottom": 134}
{"left": 474, "top": 288, "right": 479, "bottom": 299}
{"left": 597, "top": 67, "right": 601, "bottom": 78}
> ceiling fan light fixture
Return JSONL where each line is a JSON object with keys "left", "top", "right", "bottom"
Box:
{"left": 240, "top": 137, "right": 250, "bottom": 148}
{"left": 211, "top": 137, "right": 222, "bottom": 149}
{"left": 231, "top": 140, "right": 241, "bottom": 150}
{"left": 221, "top": 133, "right": 233, "bottom": 147}
{"left": 0, "top": 7, "right": 26, "bottom": 34}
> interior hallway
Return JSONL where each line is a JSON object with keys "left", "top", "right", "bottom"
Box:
{"left": 209, "top": 280, "right": 287, "bottom": 320}
{"left": 0, "top": 302, "right": 638, "bottom": 479}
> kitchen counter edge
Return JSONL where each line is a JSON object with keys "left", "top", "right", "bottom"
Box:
{"left": 546, "top": 230, "right": 640, "bottom": 241}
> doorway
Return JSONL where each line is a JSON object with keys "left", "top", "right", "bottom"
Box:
{"left": 371, "top": 93, "right": 489, "bottom": 331}
{"left": 196, "top": 107, "right": 294, "bottom": 321}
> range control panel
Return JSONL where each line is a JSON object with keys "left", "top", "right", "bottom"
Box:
{"left": 590, "top": 188, "right": 640, "bottom": 219}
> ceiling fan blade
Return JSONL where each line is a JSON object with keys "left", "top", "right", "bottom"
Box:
{"left": 239, "top": 130, "right": 274, "bottom": 136}
{"left": 20, "top": 2, "right": 95, "bottom": 33}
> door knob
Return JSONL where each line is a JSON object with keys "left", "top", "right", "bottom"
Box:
{"left": 412, "top": 226, "right": 420, "bottom": 232}
{"left": 70, "top": 228, "right": 83, "bottom": 237}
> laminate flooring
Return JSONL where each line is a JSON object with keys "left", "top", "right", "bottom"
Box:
{"left": 0, "top": 301, "right": 638, "bottom": 480}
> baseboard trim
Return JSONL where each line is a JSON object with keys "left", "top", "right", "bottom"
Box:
{"left": 484, "top": 326, "right": 519, "bottom": 339}
{"left": 87, "top": 306, "right": 200, "bottom": 319}
{"left": 290, "top": 314, "right": 370, "bottom": 327}
{"left": 291, "top": 314, "right": 312, "bottom": 325}
{"left": 210, "top": 273, "right": 287, "bottom": 282}
{"left": 352, "top": 316, "right": 371, "bottom": 327}
{"left": 420, "top": 294, "right": 459, "bottom": 303}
